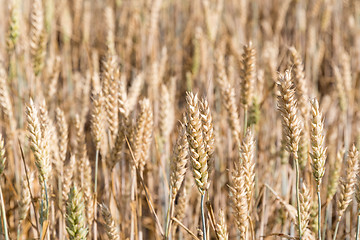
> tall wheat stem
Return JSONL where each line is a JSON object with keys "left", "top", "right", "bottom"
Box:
{"left": 317, "top": 185, "right": 322, "bottom": 240}
{"left": 356, "top": 213, "right": 360, "bottom": 240}
{"left": 294, "top": 153, "right": 302, "bottom": 240}
{"left": 201, "top": 193, "right": 207, "bottom": 240}
{"left": 93, "top": 149, "right": 99, "bottom": 240}
{"left": 165, "top": 194, "right": 174, "bottom": 239}
{"left": 0, "top": 186, "right": 9, "bottom": 240}
{"left": 333, "top": 218, "right": 340, "bottom": 240}
{"left": 243, "top": 109, "right": 248, "bottom": 136}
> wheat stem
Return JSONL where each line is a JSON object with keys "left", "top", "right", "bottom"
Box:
{"left": 0, "top": 186, "right": 9, "bottom": 240}
{"left": 333, "top": 218, "right": 340, "bottom": 240}
{"left": 201, "top": 193, "right": 207, "bottom": 240}
{"left": 356, "top": 213, "right": 360, "bottom": 240}
{"left": 165, "top": 194, "right": 174, "bottom": 239}
{"left": 295, "top": 146, "right": 301, "bottom": 239}
{"left": 317, "top": 185, "right": 321, "bottom": 240}
{"left": 93, "top": 149, "right": 99, "bottom": 240}
{"left": 243, "top": 109, "right": 248, "bottom": 136}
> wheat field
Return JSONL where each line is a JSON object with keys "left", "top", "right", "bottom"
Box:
{"left": 0, "top": 0, "right": 360, "bottom": 239}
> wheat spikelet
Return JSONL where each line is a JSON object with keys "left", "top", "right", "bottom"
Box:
{"left": 289, "top": 47, "right": 309, "bottom": 122}
{"left": 133, "top": 99, "right": 153, "bottom": 173}
{"left": 341, "top": 51, "right": 352, "bottom": 98}
{"left": 333, "top": 65, "right": 347, "bottom": 112}
{"left": 185, "top": 92, "right": 209, "bottom": 194}
{"left": 277, "top": 70, "right": 302, "bottom": 156}
{"left": 337, "top": 144, "right": 359, "bottom": 219}
{"left": 240, "top": 128, "right": 256, "bottom": 209}
{"left": 63, "top": 156, "right": 75, "bottom": 202}
{"left": 147, "top": 0, "right": 162, "bottom": 53}
{"left": 108, "top": 122, "right": 126, "bottom": 169}
{"left": 327, "top": 148, "right": 344, "bottom": 203}
{"left": 66, "top": 186, "right": 88, "bottom": 240}
{"left": 105, "top": 6, "right": 115, "bottom": 54}
{"left": 241, "top": 41, "right": 256, "bottom": 110}
{"left": 102, "top": 55, "right": 119, "bottom": 143}
{"left": 26, "top": 99, "right": 50, "bottom": 185}
{"left": 55, "top": 107, "right": 68, "bottom": 164}
{"left": 170, "top": 124, "right": 188, "bottom": 198}
{"left": 310, "top": 98, "right": 326, "bottom": 186}
{"left": 0, "top": 65, "right": 16, "bottom": 131}
{"left": 230, "top": 166, "right": 248, "bottom": 240}
{"left": 127, "top": 73, "right": 144, "bottom": 114}
{"left": 160, "top": 84, "right": 174, "bottom": 140}
{"left": 83, "top": 158, "right": 93, "bottom": 226}
{"left": 30, "top": 0, "right": 46, "bottom": 75}
{"left": 215, "top": 52, "right": 241, "bottom": 147}
{"left": 6, "top": 0, "right": 19, "bottom": 53}
{"left": 100, "top": 203, "right": 120, "bottom": 240}
{"left": 173, "top": 180, "right": 190, "bottom": 236}
{"left": 0, "top": 134, "right": 5, "bottom": 176}
{"left": 19, "top": 173, "right": 34, "bottom": 222}
{"left": 47, "top": 56, "right": 61, "bottom": 101}
{"left": 74, "top": 115, "right": 87, "bottom": 187}
{"left": 215, "top": 209, "right": 228, "bottom": 240}
{"left": 118, "top": 74, "right": 128, "bottom": 120}
{"left": 91, "top": 92, "right": 104, "bottom": 150}
{"left": 290, "top": 47, "right": 310, "bottom": 168}
{"left": 299, "top": 183, "right": 311, "bottom": 235}
{"left": 200, "top": 98, "right": 215, "bottom": 158}
{"left": 39, "top": 100, "right": 57, "bottom": 173}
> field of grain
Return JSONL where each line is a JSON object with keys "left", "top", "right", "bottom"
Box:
{"left": 0, "top": 0, "right": 360, "bottom": 239}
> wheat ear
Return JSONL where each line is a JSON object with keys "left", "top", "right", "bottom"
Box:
{"left": 230, "top": 166, "right": 248, "bottom": 240}
{"left": 299, "top": 183, "right": 311, "bottom": 236}
{"left": 215, "top": 52, "right": 241, "bottom": 148}
{"left": 0, "top": 66, "right": 16, "bottom": 132}
{"left": 333, "top": 145, "right": 359, "bottom": 239}
{"left": 241, "top": 41, "right": 256, "bottom": 112}
{"left": 185, "top": 92, "right": 209, "bottom": 240}
{"left": 326, "top": 148, "right": 344, "bottom": 203}
{"left": 102, "top": 55, "right": 118, "bottom": 144}
{"left": 133, "top": 99, "right": 153, "bottom": 174}
{"left": 215, "top": 209, "right": 228, "bottom": 240}
{"left": 277, "top": 70, "right": 303, "bottom": 238}
{"left": 100, "top": 203, "right": 120, "bottom": 240}
{"left": 26, "top": 99, "right": 50, "bottom": 185}
{"left": 310, "top": 98, "right": 326, "bottom": 239}
{"left": 30, "top": 0, "right": 46, "bottom": 76}
{"left": 170, "top": 124, "right": 189, "bottom": 198}
{"left": 6, "top": 0, "right": 19, "bottom": 53}
{"left": 66, "top": 186, "right": 88, "bottom": 240}
{"left": 185, "top": 92, "right": 209, "bottom": 194}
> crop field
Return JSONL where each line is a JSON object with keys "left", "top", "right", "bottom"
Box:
{"left": 0, "top": 0, "right": 359, "bottom": 239}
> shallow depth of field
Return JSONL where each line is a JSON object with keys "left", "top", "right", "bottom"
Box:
{"left": 0, "top": 0, "right": 360, "bottom": 239}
